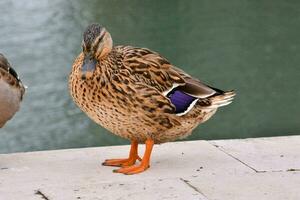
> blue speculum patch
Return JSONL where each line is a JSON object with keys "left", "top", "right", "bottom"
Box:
{"left": 167, "top": 90, "right": 197, "bottom": 114}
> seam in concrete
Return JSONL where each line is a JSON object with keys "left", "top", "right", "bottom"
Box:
{"left": 287, "top": 168, "right": 300, "bottom": 172}
{"left": 263, "top": 170, "right": 299, "bottom": 173}
{"left": 180, "top": 178, "right": 209, "bottom": 199}
{"left": 210, "top": 143, "right": 300, "bottom": 173}
{"left": 209, "top": 142, "right": 260, "bottom": 173}
{"left": 35, "top": 189, "right": 50, "bottom": 200}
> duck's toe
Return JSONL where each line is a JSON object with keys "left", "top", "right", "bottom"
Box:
{"left": 102, "top": 156, "right": 141, "bottom": 167}
{"left": 113, "top": 163, "right": 150, "bottom": 175}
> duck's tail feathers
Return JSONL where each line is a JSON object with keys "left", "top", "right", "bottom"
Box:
{"left": 206, "top": 90, "right": 236, "bottom": 109}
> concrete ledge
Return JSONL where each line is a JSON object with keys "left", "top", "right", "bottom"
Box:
{"left": 1, "top": 136, "right": 300, "bottom": 200}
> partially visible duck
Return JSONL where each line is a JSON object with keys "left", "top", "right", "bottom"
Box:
{"left": 0, "top": 53, "right": 25, "bottom": 128}
{"left": 69, "top": 24, "right": 235, "bottom": 175}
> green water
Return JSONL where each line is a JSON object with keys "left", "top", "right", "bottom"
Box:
{"left": 0, "top": 0, "right": 299, "bottom": 153}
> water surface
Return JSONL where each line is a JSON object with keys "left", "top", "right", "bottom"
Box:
{"left": 0, "top": 0, "right": 299, "bottom": 153}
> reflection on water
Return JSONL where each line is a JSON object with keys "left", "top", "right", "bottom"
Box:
{"left": 0, "top": 0, "right": 299, "bottom": 153}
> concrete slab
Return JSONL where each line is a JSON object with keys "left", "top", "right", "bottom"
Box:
{"left": 0, "top": 140, "right": 252, "bottom": 183}
{"left": 186, "top": 171, "right": 300, "bottom": 200}
{"left": 210, "top": 136, "right": 300, "bottom": 172}
{"left": 37, "top": 178, "right": 208, "bottom": 200}
{"left": 1, "top": 136, "right": 300, "bottom": 200}
{"left": 0, "top": 140, "right": 251, "bottom": 199}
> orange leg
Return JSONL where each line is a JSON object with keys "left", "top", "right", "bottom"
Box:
{"left": 102, "top": 141, "right": 141, "bottom": 167}
{"left": 114, "top": 139, "right": 154, "bottom": 175}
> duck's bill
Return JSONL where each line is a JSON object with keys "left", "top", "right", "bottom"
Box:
{"left": 81, "top": 55, "right": 97, "bottom": 80}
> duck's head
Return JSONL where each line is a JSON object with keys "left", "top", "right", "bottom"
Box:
{"left": 0, "top": 53, "right": 21, "bottom": 82}
{"left": 81, "top": 24, "right": 113, "bottom": 80}
{"left": 0, "top": 53, "right": 11, "bottom": 71}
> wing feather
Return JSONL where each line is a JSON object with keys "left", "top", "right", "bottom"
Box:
{"left": 118, "top": 46, "right": 218, "bottom": 99}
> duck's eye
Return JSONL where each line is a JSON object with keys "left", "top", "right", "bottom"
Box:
{"left": 97, "top": 34, "right": 105, "bottom": 44}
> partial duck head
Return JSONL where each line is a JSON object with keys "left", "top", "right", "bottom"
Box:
{"left": 81, "top": 24, "right": 113, "bottom": 80}
{"left": 0, "top": 53, "right": 21, "bottom": 83}
{"left": 0, "top": 53, "right": 25, "bottom": 99}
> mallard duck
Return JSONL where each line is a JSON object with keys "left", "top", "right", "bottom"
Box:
{"left": 0, "top": 53, "right": 25, "bottom": 128}
{"left": 69, "top": 24, "right": 235, "bottom": 175}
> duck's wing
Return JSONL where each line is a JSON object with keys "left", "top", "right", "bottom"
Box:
{"left": 119, "top": 46, "right": 218, "bottom": 98}
{"left": 117, "top": 46, "right": 234, "bottom": 115}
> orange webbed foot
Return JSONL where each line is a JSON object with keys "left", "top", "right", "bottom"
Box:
{"left": 113, "top": 163, "right": 149, "bottom": 175}
{"left": 102, "top": 141, "right": 140, "bottom": 167}
{"left": 113, "top": 139, "right": 154, "bottom": 175}
{"left": 102, "top": 156, "right": 141, "bottom": 167}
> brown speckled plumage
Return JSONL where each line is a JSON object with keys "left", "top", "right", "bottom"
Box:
{"left": 69, "top": 24, "right": 235, "bottom": 174}
{"left": 0, "top": 53, "right": 25, "bottom": 128}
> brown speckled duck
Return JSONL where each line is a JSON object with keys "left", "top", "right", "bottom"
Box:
{"left": 0, "top": 53, "right": 25, "bottom": 128}
{"left": 69, "top": 24, "right": 235, "bottom": 175}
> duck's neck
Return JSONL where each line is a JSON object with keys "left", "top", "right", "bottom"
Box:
{"left": 98, "top": 48, "right": 119, "bottom": 67}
